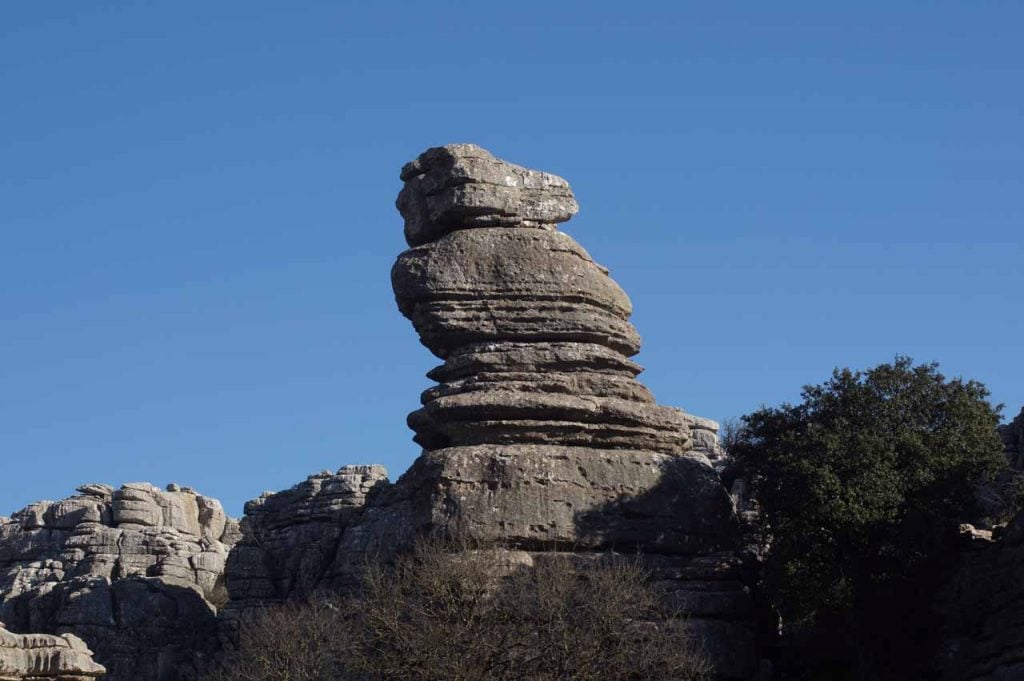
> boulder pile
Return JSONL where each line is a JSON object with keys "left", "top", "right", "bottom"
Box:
{"left": 0, "top": 483, "right": 238, "bottom": 681}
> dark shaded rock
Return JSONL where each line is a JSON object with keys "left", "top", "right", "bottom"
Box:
{"left": 223, "top": 465, "right": 388, "bottom": 610}
{"left": 938, "top": 511, "right": 1024, "bottom": 680}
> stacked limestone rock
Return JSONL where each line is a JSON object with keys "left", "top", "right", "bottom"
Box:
{"left": 0, "top": 623, "right": 105, "bottom": 681}
{"left": 327, "top": 144, "right": 769, "bottom": 679}
{"left": 224, "top": 465, "right": 387, "bottom": 610}
{"left": 0, "top": 483, "right": 239, "bottom": 681}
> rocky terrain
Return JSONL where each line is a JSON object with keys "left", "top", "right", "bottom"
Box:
{"left": 310, "top": 143, "right": 770, "bottom": 678}
{"left": 0, "top": 483, "right": 238, "bottom": 681}
{"left": 938, "top": 509, "right": 1024, "bottom": 681}
{"left": 223, "top": 465, "right": 387, "bottom": 611}
{"left": 0, "top": 623, "right": 105, "bottom": 681}
{"left": 1, "top": 144, "right": 1019, "bottom": 681}
{"left": 935, "top": 412, "right": 1024, "bottom": 681}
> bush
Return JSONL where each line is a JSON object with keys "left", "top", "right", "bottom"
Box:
{"left": 210, "top": 540, "right": 709, "bottom": 681}
{"left": 731, "top": 357, "right": 1011, "bottom": 680}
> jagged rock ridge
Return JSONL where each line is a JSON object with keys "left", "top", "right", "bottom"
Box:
{"left": 0, "top": 483, "right": 239, "bottom": 681}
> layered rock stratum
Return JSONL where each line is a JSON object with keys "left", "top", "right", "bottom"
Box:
{"left": 0, "top": 622, "right": 104, "bottom": 681}
{"left": 0, "top": 483, "right": 238, "bottom": 681}
{"left": 224, "top": 465, "right": 387, "bottom": 611}
{"left": 315, "top": 143, "right": 771, "bottom": 678}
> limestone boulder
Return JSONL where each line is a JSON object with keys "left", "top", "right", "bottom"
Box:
{"left": 0, "top": 622, "right": 105, "bottom": 680}
{"left": 396, "top": 143, "right": 578, "bottom": 246}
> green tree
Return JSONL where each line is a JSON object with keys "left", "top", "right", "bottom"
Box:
{"left": 731, "top": 357, "right": 1009, "bottom": 680}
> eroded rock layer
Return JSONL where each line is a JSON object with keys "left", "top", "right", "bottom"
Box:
{"left": 224, "top": 465, "right": 388, "bottom": 610}
{"left": 326, "top": 144, "right": 770, "bottom": 679}
{"left": 0, "top": 483, "right": 238, "bottom": 681}
{"left": 0, "top": 622, "right": 104, "bottom": 681}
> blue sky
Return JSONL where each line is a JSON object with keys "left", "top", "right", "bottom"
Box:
{"left": 2, "top": 2, "right": 1021, "bottom": 516}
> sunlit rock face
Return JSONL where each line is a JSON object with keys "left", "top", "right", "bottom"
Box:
{"left": 0, "top": 621, "right": 106, "bottom": 680}
{"left": 0, "top": 483, "right": 238, "bottom": 681}
{"left": 324, "top": 143, "right": 772, "bottom": 679}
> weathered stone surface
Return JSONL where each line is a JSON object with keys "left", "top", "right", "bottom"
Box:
{"left": 0, "top": 483, "right": 237, "bottom": 681}
{"left": 0, "top": 621, "right": 105, "bottom": 680}
{"left": 224, "top": 465, "right": 388, "bottom": 610}
{"left": 326, "top": 144, "right": 770, "bottom": 678}
{"left": 396, "top": 143, "right": 578, "bottom": 247}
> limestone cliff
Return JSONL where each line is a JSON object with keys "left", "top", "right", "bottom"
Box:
{"left": 0, "top": 483, "right": 238, "bottom": 681}
{"left": 224, "top": 465, "right": 387, "bottom": 611}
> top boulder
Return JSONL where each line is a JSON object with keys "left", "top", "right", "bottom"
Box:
{"left": 396, "top": 144, "right": 579, "bottom": 246}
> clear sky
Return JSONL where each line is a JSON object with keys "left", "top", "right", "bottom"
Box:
{"left": 2, "top": 2, "right": 1021, "bottom": 517}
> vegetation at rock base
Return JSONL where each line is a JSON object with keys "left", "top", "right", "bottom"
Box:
{"left": 208, "top": 539, "right": 710, "bottom": 681}
{"left": 729, "top": 356, "right": 1015, "bottom": 680}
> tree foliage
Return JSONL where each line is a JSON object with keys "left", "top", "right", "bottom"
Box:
{"left": 731, "top": 357, "right": 1009, "bottom": 679}
{"left": 209, "top": 539, "right": 709, "bottom": 681}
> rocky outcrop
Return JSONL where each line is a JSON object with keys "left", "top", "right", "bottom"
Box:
{"left": 936, "top": 412, "right": 1024, "bottom": 681}
{"left": 938, "top": 510, "right": 1024, "bottom": 681}
{"left": 0, "top": 622, "right": 104, "bottom": 680}
{"left": 0, "top": 483, "right": 238, "bottom": 681}
{"left": 224, "top": 465, "right": 387, "bottom": 610}
{"left": 322, "top": 144, "right": 770, "bottom": 679}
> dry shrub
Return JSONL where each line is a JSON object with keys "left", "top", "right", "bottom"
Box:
{"left": 210, "top": 540, "right": 710, "bottom": 681}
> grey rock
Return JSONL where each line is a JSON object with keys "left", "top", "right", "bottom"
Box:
{"left": 397, "top": 143, "right": 578, "bottom": 247}
{"left": 224, "top": 465, "right": 388, "bottom": 610}
{"left": 0, "top": 621, "right": 105, "bottom": 679}
{"left": 393, "top": 228, "right": 638, "bottom": 357}
{"left": 326, "top": 144, "right": 769, "bottom": 679}
{"left": 1, "top": 484, "right": 236, "bottom": 681}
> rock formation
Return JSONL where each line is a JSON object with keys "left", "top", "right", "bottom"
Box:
{"left": 224, "top": 465, "right": 387, "bottom": 610}
{"left": 938, "top": 509, "right": 1024, "bottom": 681}
{"left": 936, "top": 411, "right": 1024, "bottom": 681}
{"left": 322, "top": 144, "right": 770, "bottom": 679}
{"left": 0, "top": 623, "right": 105, "bottom": 681}
{"left": 0, "top": 483, "right": 238, "bottom": 681}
